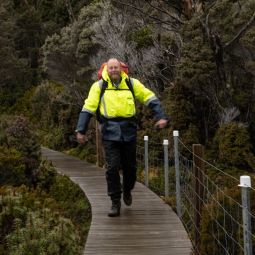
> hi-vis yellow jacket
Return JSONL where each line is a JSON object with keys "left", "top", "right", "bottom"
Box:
{"left": 76, "top": 66, "right": 167, "bottom": 141}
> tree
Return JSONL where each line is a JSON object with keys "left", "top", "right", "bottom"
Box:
{"left": 210, "top": 122, "right": 255, "bottom": 171}
{"left": 170, "top": 0, "right": 255, "bottom": 145}
{"left": 42, "top": 2, "right": 101, "bottom": 104}
{"left": 0, "top": 0, "right": 32, "bottom": 110}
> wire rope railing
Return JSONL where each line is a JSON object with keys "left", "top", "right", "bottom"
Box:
{"left": 135, "top": 131, "right": 255, "bottom": 255}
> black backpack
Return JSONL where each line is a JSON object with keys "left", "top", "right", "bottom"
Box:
{"left": 96, "top": 78, "right": 135, "bottom": 123}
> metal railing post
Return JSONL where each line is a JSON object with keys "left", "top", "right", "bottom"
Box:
{"left": 144, "top": 136, "right": 149, "bottom": 187}
{"left": 239, "top": 176, "right": 253, "bottom": 255}
{"left": 173, "top": 130, "right": 181, "bottom": 217}
{"left": 163, "top": 139, "right": 169, "bottom": 197}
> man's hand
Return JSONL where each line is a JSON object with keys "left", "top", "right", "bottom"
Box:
{"left": 76, "top": 132, "right": 88, "bottom": 144}
{"left": 155, "top": 119, "right": 168, "bottom": 129}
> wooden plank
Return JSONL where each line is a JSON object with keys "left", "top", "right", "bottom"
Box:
{"left": 41, "top": 147, "right": 192, "bottom": 255}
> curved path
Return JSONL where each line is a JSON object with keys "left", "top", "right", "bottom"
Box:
{"left": 42, "top": 147, "right": 192, "bottom": 255}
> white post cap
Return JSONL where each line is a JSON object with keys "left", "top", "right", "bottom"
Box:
{"left": 238, "top": 175, "right": 251, "bottom": 188}
{"left": 163, "top": 139, "right": 169, "bottom": 145}
{"left": 144, "top": 136, "right": 148, "bottom": 141}
{"left": 173, "top": 130, "right": 179, "bottom": 137}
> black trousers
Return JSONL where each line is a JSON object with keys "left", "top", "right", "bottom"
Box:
{"left": 103, "top": 140, "right": 137, "bottom": 202}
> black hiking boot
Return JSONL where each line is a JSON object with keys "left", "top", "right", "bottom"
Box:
{"left": 108, "top": 201, "right": 121, "bottom": 217}
{"left": 123, "top": 192, "right": 132, "bottom": 206}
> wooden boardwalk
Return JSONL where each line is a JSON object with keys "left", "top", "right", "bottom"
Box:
{"left": 42, "top": 147, "right": 192, "bottom": 255}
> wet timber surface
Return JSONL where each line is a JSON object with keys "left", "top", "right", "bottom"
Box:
{"left": 41, "top": 147, "right": 192, "bottom": 255}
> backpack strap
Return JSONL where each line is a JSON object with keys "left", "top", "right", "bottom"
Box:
{"left": 96, "top": 77, "right": 135, "bottom": 123}
{"left": 98, "top": 79, "right": 108, "bottom": 103}
{"left": 125, "top": 78, "right": 135, "bottom": 99}
{"left": 98, "top": 78, "right": 135, "bottom": 101}
{"left": 96, "top": 79, "right": 108, "bottom": 123}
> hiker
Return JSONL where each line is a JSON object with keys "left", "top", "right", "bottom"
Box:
{"left": 76, "top": 58, "right": 168, "bottom": 217}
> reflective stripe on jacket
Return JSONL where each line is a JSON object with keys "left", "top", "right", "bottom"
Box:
{"left": 76, "top": 66, "right": 167, "bottom": 141}
{"left": 82, "top": 67, "right": 156, "bottom": 118}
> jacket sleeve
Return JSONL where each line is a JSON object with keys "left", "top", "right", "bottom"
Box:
{"left": 75, "top": 111, "right": 93, "bottom": 134}
{"left": 75, "top": 81, "right": 101, "bottom": 134}
{"left": 132, "top": 78, "right": 167, "bottom": 120}
{"left": 147, "top": 99, "right": 167, "bottom": 121}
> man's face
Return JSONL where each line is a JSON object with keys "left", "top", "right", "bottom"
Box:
{"left": 107, "top": 60, "right": 121, "bottom": 82}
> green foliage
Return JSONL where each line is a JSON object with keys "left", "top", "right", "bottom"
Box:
{"left": 0, "top": 187, "right": 81, "bottom": 255}
{"left": 164, "top": 86, "right": 197, "bottom": 130}
{"left": 0, "top": 0, "right": 33, "bottom": 111}
{"left": 200, "top": 183, "right": 255, "bottom": 255}
{"left": 210, "top": 122, "right": 255, "bottom": 171}
{"left": 0, "top": 0, "right": 93, "bottom": 112}
{"left": 0, "top": 146, "right": 27, "bottom": 186}
{"left": 42, "top": 2, "right": 101, "bottom": 87}
{"left": 35, "top": 160, "right": 57, "bottom": 192}
{"left": 0, "top": 154, "right": 91, "bottom": 254}
{"left": 10, "top": 87, "right": 37, "bottom": 118}
{"left": 180, "top": 124, "right": 200, "bottom": 152}
{"left": 68, "top": 144, "right": 97, "bottom": 163}
{"left": 6, "top": 215, "right": 79, "bottom": 255}
{"left": 200, "top": 186, "right": 241, "bottom": 255}
{"left": 30, "top": 81, "right": 79, "bottom": 150}
{"left": 0, "top": 115, "right": 41, "bottom": 186}
{"left": 241, "top": 24, "right": 255, "bottom": 47}
{"left": 177, "top": 18, "right": 217, "bottom": 91}
{"left": 209, "top": 0, "right": 255, "bottom": 43}
{"left": 170, "top": 0, "right": 255, "bottom": 155}
{"left": 49, "top": 174, "right": 91, "bottom": 235}
{"left": 1, "top": 1, "right": 255, "bottom": 254}
{"left": 67, "top": 123, "right": 97, "bottom": 163}
{"left": 167, "top": 16, "right": 219, "bottom": 143}
{"left": 129, "top": 26, "right": 154, "bottom": 49}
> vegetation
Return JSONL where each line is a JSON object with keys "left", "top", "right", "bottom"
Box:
{"left": 0, "top": 115, "right": 91, "bottom": 254}
{"left": 1, "top": 0, "right": 255, "bottom": 253}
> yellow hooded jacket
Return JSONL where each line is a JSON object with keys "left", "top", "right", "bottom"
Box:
{"left": 76, "top": 66, "right": 166, "bottom": 141}
{"left": 83, "top": 66, "right": 156, "bottom": 118}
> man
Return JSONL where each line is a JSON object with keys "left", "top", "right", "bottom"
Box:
{"left": 76, "top": 58, "right": 168, "bottom": 217}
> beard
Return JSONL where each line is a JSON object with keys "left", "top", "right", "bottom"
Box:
{"left": 109, "top": 73, "right": 121, "bottom": 84}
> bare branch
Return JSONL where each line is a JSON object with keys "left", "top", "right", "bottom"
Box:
{"left": 144, "top": 0, "right": 185, "bottom": 24}
{"left": 202, "top": 13, "right": 210, "bottom": 38}
{"left": 219, "top": 107, "right": 240, "bottom": 125}
{"left": 111, "top": 0, "right": 177, "bottom": 32}
{"left": 224, "top": 11, "right": 255, "bottom": 49}
{"left": 22, "top": 0, "right": 29, "bottom": 6}
{"left": 70, "top": 80, "right": 84, "bottom": 108}
{"left": 65, "top": 0, "right": 76, "bottom": 22}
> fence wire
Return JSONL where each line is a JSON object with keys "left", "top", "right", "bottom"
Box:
{"left": 137, "top": 140, "right": 174, "bottom": 197}
{"left": 136, "top": 136, "right": 255, "bottom": 255}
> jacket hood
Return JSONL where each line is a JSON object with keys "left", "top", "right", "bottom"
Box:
{"left": 101, "top": 64, "right": 128, "bottom": 81}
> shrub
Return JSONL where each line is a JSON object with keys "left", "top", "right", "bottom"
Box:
{"left": 0, "top": 187, "right": 80, "bottom": 255}
{"left": 0, "top": 147, "right": 27, "bottom": 186}
{"left": 212, "top": 122, "right": 255, "bottom": 171}
{"left": 49, "top": 174, "right": 91, "bottom": 240}
{"left": 200, "top": 183, "right": 255, "bottom": 255}
{"left": 0, "top": 115, "right": 41, "bottom": 187}
{"left": 30, "top": 81, "right": 79, "bottom": 150}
